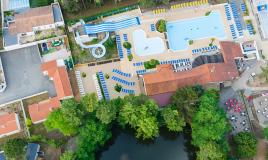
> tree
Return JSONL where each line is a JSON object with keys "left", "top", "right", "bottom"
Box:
{"left": 191, "top": 89, "right": 229, "bottom": 159}
{"left": 138, "top": 0, "right": 155, "bottom": 8}
{"left": 233, "top": 132, "right": 257, "bottom": 158}
{"left": 192, "top": 90, "right": 229, "bottom": 146}
{"left": 81, "top": 93, "right": 98, "bottom": 112}
{"left": 60, "top": 151, "right": 76, "bottom": 160}
{"left": 161, "top": 106, "right": 185, "bottom": 132}
{"left": 259, "top": 64, "right": 268, "bottom": 82}
{"left": 45, "top": 99, "right": 85, "bottom": 136}
{"left": 61, "top": 0, "right": 80, "bottom": 13}
{"left": 156, "top": 20, "right": 167, "bottom": 33}
{"left": 123, "top": 42, "right": 132, "bottom": 49}
{"left": 3, "top": 138, "right": 28, "bottom": 159}
{"left": 197, "top": 142, "right": 226, "bottom": 160}
{"left": 263, "top": 127, "right": 268, "bottom": 139}
{"left": 95, "top": 99, "right": 118, "bottom": 125}
{"left": 76, "top": 119, "right": 112, "bottom": 159}
{"left": 172, "top": 87, "right": 199, "bottom": 123}
{"left": 118, "top": 95, "right": 159, "bottom": 140}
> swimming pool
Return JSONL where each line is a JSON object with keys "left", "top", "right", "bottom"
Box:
{"left": 132, "top": 29, "right": 165, "bottom": 56}
{"left": 166, "top": 11, "right": 226, "bottom": 51}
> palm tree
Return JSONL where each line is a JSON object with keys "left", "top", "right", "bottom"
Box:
{"left": 259, "top": 64, "right": 268, "bottom": 83}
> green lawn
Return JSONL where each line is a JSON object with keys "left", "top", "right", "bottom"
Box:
{"left": 30, "top": 0, "right": 54, "bottom": 8}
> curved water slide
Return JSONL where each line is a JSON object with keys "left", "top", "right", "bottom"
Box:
{"left": 75, "top": 31, "right": 109, "bottom": 58}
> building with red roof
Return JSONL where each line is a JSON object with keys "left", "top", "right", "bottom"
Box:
{"left": 28, "top": 59, "right": 73, "bottom": 124}
{"left": 28, "top": 97, "right": 61, "bottom": 124}
{"left": 0, "top": 113, "right": 21, "bottom": 138}
{"left": 141, "top": 41, "right": 244, "bottom": 106}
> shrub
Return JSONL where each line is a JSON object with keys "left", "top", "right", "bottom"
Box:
{"left": 144, "top": 59, "right": 160, "bottom": 69}
{"left": 128, "top": 54, "right": 133, "bottom": 61}
{"left": 156, "top": 20, "right": 167, "bottom": 33}
{"left": 26, "top": 118, "right": 32, "bottom": 129}
{"left": 123, "top": 42, "right": 132, "bottom": 49}
{"left": 105, "top": 73, "right": 110, "bottom": 79}
{"left": 189, "top": 40, "right": 193, "bottom": 45}
{"left": 205, "top": 11, "right": 211, "bottom": 16}
{"left": 114, "top": 83, "right": 122, "bottom": 92}
{"left": 82, "top": 72, "right": 87, "bottom": 78}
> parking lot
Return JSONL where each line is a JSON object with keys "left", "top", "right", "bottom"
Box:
{"left": 220, "top": 87, "right": 251, "bottom": 134}
{"left": 253, "top": 95, "right": 268, "bottom": 127}
{"left": 0, "top": 46, "right": 56, "bottom": 104}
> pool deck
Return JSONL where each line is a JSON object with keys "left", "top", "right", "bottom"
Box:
{"left": 75, "top": 3, "right": 253, "bottom": 98}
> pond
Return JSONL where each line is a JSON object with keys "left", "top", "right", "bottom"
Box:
{"left": 98, "top": 127, "right": 195, "bottom": 160}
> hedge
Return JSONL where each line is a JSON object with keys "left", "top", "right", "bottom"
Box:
{"left": 67, "top": 4, "right": 139, "bottom": 25}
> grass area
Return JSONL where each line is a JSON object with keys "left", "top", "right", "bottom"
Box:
{"left": 63, "top": 0, "right": 138, "bottom": 22}
{"left": 29, "top": 123, "right": 65, "bottom": 160}
{"left": 30, "top": 0, "right": 54, "bottom": 8}
{"left": 69, "top": 32, "right": 118, "bottom": 64}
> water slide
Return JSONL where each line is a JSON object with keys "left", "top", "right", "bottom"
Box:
{"left": 84, "top": 17, "right": 140, "bottom": 34}
{"left": 75, "top": 31, "right": 109, "bottom": 58}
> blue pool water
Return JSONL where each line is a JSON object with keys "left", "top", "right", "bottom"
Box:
{"left": 166, "top": 11, "right": 226, "bottom": 51}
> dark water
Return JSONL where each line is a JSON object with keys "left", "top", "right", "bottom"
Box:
{"left": 98, "top": 127, "right": 194, "bottom": 160}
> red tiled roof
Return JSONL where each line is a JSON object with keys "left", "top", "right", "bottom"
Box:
{"left": 143, "top": 41, "right": 243, "bottom": 96}
{"left": 28, "top": 97, "right": 61, "bottom": 123}
{"left": 28, "top": 60, "right": 73, "bottom": 124}
{"left": 41, "top": 60, "right": 73, "bottom": 99}
{"left": 0, "top": 113, "right": 20, "bottom": 136}
{"left": 9, "top": 6, "right": 54, "bottom": 35}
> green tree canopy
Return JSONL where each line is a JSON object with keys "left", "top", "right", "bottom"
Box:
{"left": 118, "top": 95, "right": 159, "bottom": 140}
{"left": 44, "top": 98, "right": 85, "bottom": 136}
{"left": 263, "top": 127, "right": 268, "bottom": 139}
{"left": 161, "top": 105, "right": 185, "bottom": 132}
{"left": 60, "top": 151, "right": 76, "bottom": 160}
{"left": 95, "top": 98, "right": 121, "bottom": 125}
{"left": 76, "top": 119, "right": 112, "bottom": 160}
{"left": 233, "top": 132, "right": 257, "bottom": 158}
{"left": 81, "top": 93, "right": 98, "bottom": 112}
{"left": 3, "top": 138, "right": 28, "bottom": 159}
{"left": 172, "top": 86, "right": 199, "bottom": 123}
{"left": 259, "top": 64, "right": 268, "bottom": 82}
{"left": 191, "top": 89, "right": 229, "bottom": 159}
{"left": 192, "top": 90, "right": 229, "bottom": 146}
{"left": 197, "top": 142, "right": 226, "bottom": 160}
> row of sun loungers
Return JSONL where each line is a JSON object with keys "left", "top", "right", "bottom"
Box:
{"left": 112, "top": 69, "right": 131, "bottom": 77}
{"left": 224, "top": 4, "right": 232, "bottom": 21}
{"left": 150, "top": 24, "right": 156, "bottom": 31}
{"left": 75, "top": 71, "right": 85, "bottom": 96}
{"left": 136, "top": 69, "right": 147, "bottom": 75}
{"left": 241, "top": 3, "right": 247, "bottom": 12}
{"left": 160, "top": 58, "right": 190, "bottom": 65}
{"left": 92, "top": 74, "right": 103, "bottom": 100}
{"left": 230, "top": 2, "right": 243, "bottom": 36}
{"left": 246, "top": 24, "right": 254, "bottom": 35}
{"left": 153, "top": 8, "right": 166, "bottom": 14}
{"left": 112, "top": 76, "right": 135, "bottom": 86}
{"left": 121, "top": 88, "right": 135, "bottom": 94}
{"left": 133, "top": 62, "right": 144, "bottom": 67}
{"left": 171, "top": 0, "right": 208, "bottom": 9}
{"left": 116, "top": 35, "right": 124, "bottom": 59}
{"left": 192, "top": 45, "right": 218, "bottom": 54}
{"left": 123, "top": 34, "right": 131, "bottom": 55}
{"left": 98, "top": 71, "right": 110, "bottom": 100}
{"left": 230, "top": 24, "right": 237, "bottom": 39}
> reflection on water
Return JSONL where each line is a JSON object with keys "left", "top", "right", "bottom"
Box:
{"left": 98, "top": 126, "right": 196, "bottom": 160}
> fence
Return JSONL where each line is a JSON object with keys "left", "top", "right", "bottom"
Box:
{"left": 67, "top": 4, "right": 139, "bottom": 25}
